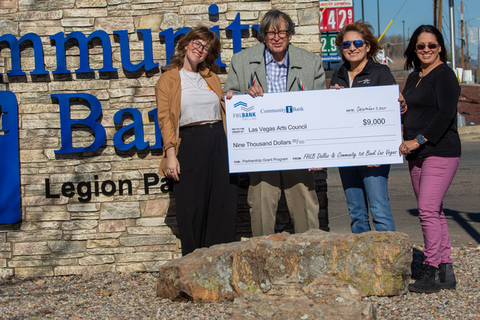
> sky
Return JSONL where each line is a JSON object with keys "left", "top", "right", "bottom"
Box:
{"left": 350, "top": 0, "right": 480, "bottom": 62}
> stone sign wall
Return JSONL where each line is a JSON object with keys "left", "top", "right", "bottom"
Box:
{"left": 0, "top": 0, "right": 326, "bottom": 278}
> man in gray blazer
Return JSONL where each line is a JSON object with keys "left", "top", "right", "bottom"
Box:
{"left": 225, "top": 9, "right": 326, "bottom": 237}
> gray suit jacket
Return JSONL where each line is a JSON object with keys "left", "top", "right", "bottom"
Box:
{"left": 224, "top": 43, "right": 326, "bottom": 94}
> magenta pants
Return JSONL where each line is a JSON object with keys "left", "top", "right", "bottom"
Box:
{"left": 408, "top": 156, "right": 460, "bottom": 268}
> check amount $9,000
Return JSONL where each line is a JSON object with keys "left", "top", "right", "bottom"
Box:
{"left": 362, "top": 118, "right": 386, "bottom": 126}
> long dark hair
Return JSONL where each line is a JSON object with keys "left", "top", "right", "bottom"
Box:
{"left": 404, "top": 25, "right": 447, "bottom": 71}
{"left": 335, "top": 21, "right": 381, "bottom": 63}
{"left": 164, "top": 26, "right": 221, "bottom": 73}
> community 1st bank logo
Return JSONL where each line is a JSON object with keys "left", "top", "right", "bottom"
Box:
{"left": 286, "top": 105, "right": 304, "bottom": 113}
{"left": 233, "top": 101, "right": 256, "bottom": 120}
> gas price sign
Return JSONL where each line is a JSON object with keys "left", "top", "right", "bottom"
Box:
{"left": 320, "top": 7, "right": 353, "bottom": 32}
{"left": 321, "top": 34, "right": 338, "bottom": 54}
{"left": 320, "top": 0, "right": 353, "bottom": 68}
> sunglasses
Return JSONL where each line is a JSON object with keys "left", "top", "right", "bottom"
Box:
{"left": 340, "top": 40, "right": 366, "bottom": 49}
{"left": 416, "top": 43, "right": 439, "bottom": 50}
{"left": 191, "top": 40, "right": 211, "bottom": 54}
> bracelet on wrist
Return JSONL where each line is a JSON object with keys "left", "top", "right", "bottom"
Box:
{"left": 415, "top": 134, "right": 426, "bottom": 145}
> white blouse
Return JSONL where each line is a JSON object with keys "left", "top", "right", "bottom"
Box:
{"left": 179, "top": 68, "right": 221, "bottom": 127}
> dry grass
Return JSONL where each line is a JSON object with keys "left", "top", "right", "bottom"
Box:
{"left": 384, "top": 54, "right": 409, "bottom": 80}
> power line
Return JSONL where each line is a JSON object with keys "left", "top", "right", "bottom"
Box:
{"left": 378, "top": 0, "right": 410, "bottom": 40}
{"left": 391, "top": 0, "right": 410, "bottom": 21}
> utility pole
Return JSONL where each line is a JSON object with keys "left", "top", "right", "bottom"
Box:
{"left": 361, "top": 0, "right": 365, "bottom": 21}
{"left": 403, "top": 20, "right": 406, "bottom": 54}
{"left": 449, "top": 0, "right": 456, "bottom": 70}
{"left": 461, "top": 1, "right": 464, "bottom": 69}
{"left": 465, "top": 20, "right": 470, "bottom": 70}
{"left": 438, "top": 0, "right": 443, "bottom": 32}
{"left": 377, "top": 0, "right": 380, "bottom": 38}
{"left": 478, "top": 29, "right": 480, "bottom": 83}
{"left": 433, "top": 0, "right": 438, "bottom": 27}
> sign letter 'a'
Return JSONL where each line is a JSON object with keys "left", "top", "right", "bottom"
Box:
{"left": 0, "top": 91, "right": 21, "bottom": 224}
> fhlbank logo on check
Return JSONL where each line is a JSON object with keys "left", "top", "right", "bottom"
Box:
{"left": 233, "top": 101, "right": 256, "bottom": 120}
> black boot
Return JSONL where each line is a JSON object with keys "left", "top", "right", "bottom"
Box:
{"left": 408, "top": 264, "right": 441, "bottom": 293}
{"left": 439, "top": 263, "right": 456, "bottom": 289}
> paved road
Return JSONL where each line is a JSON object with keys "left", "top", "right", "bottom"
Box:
{"left": 326, "top": 140, "right": 480, "bottom": 247}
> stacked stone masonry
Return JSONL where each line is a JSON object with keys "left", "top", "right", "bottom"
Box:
{"left": 0, "top": 0, "right": 326, "bottom": 278}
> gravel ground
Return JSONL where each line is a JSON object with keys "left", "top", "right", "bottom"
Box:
{"left": 1, "top": 246, "right": 479, "bottom": 319}
{"left": 365, "top": 246, "right": 480, "bottom": 320}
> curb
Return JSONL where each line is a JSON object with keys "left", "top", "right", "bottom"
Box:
{"left": 459, "top": 125, "right": 480, "bottom": 141}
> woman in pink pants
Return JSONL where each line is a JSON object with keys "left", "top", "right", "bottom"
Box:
{"left": 399, "top": 25, "right": 461, "bottom": 293}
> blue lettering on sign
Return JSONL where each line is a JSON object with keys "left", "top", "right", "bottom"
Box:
{"left": 0, "top": 5, "right": 255, "bottom": 76}
{"left": 50, "top": 30, "right": 117, "bottom": 74}
{"left": 113, "top": 108, "right": 149, "bottom": 151}
{"left": 114, "top": 29, "right": 159, "bottom": 72}
{"left": 147, "top": 108, "right": 163, "bottom": 150}
{"left": 54, "top": 93, "right": 107, "bottom": 153}
{"left": 209, "top": 25, "right": 226, "bottom": 67}
{"left": 0, "top": 91, "right": 21, "bottom": 224}
{"left": 0, "top": 33, "right": 48, "bottom": 76}
{"left": 53, "top": 93, "right": 162, "bottom": 153}
{"left": 159, "top": 26, "right": 191, "bottom": 67}
{"left": 209, "top": 4, "right": 219, "bottom": 15}
{"left": 226, "top": 13, "right": 250, "bottom": 54}
{"left": 0, "top": 5, "right": 261, "bottom": 154}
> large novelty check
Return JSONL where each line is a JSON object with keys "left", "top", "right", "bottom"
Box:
{"left": 225, "top": 85, "right": 403, "bottom": 173}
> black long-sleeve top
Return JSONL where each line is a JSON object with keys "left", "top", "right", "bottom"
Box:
{"left": 402, "top": 63, "right": 461, "bottom": 160}
{"left": 330, "top": 58, "right": 396, "bottom": 88}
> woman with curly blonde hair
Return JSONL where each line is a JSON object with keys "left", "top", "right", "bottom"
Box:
{"left": 155, "top": 26, "right": 238, "bottom": 256}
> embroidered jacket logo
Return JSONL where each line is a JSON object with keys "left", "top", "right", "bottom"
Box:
{"left": 358, "top": 79, "right": 371, "bottom": 85}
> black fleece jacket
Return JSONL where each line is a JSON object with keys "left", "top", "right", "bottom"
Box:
{"left": 330, "top": 58, "right": 396, "bottom": 88}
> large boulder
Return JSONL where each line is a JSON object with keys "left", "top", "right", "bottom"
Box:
{"left": 157, "top": 230, "right": 411, "bottom": 302}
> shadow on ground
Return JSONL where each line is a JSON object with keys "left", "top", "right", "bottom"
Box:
{"left": 407, "top": 208, "right": 480, "bottom": 245}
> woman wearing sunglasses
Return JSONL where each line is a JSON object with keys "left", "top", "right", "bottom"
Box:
{"left": 155, "top": 26, "right": 238, "bottom": 256}
{"left": 330, "top": 21, "right": 396, "bottom": 235}
{"left": 399, "top": 25, "right": 460, "bottom": 293}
